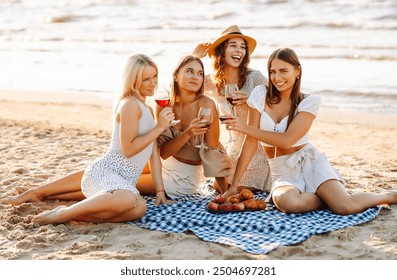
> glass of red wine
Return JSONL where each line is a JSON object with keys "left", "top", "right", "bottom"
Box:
{"left": 195, "top": 107, "right": 213, "bottom": 148}
{"left": 224, "top": 83, "right": 239, "bottom": 115}
{"left": 217, "top": 101, "right": 236, "bottom": 143}
{"left": 154, "top": 86, "right": 180, "bottom": 126}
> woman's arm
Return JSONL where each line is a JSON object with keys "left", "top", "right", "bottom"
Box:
{"left": 155, "top": 100, "right": 209, "bottom": 160}
{"left": 227, "top": 111, "right": 315, "bottom": 149}
{"left": 119, "top": 98, "right": 171, "bottom": 158}
{"left": 148, "top": 142, "right": 168, "bottom": 206}
{"left": 225, "top": 108, "right": 260, "bottom": 196}
{"left": 201, "top": 97, "right": 220, "bottom": 148}
{"left": 192, "top": 42, "right": 211, "bottom": 58}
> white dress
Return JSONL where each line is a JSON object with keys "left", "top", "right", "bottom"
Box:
{"left": 81, "top": 97, "right": 156, "bottom": 198}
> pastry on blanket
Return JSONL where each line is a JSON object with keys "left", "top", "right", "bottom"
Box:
{"left": 225, "top": 194, "right": 240, "bottom": 204}
{"left": 242, "top": 199, "right": 258, "bottom": 210}
{"left": 255, "top": 199, "right": 267, "bottom": 210}
{"left": 239, "top": 189, "right": 254, "bottom": 200}
{"left": 237, "top": 186, "right": 261, "bottom": 194}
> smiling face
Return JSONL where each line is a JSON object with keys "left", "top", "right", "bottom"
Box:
{"left": 269, "top": 58, "right": 300, "bottom": 95}
{"left": 224, "top": 37, "right": 247, "bottom": 68}
{"left": 138, "top": 65, "right": 158, "bottom": 97}
{"left": 175, "top": 60, "right": 204, "bottom": 93}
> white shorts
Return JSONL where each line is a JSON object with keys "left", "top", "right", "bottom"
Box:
{"left": 162, "top": 156, "right": 205, "bottom": 200}
{"left": 268, "top": 143, "right": 346, "bottom": 201}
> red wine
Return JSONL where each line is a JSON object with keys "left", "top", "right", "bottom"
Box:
{"left": 226, "top": 97, "right": 234, "bottom": 105}
{"left": 155, "top": 98, "right": 170, "bottom": 107}
{"left": 198, "top": 121, "right": 211, "bottom": 128}
{"left": 219, "top": 115, "right": 234, "bottom": 122}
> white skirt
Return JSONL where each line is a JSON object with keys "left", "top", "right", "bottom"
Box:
{"left": 268, "top": 143, "right": 346, "bottom": 200}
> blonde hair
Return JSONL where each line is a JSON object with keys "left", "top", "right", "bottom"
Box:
{"left": 119, "top": 54, "right": 158, "bottom": 99}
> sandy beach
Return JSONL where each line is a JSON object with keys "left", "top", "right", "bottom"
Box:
{"left": 0, "top": 89, "right": 396, "bottom": 260}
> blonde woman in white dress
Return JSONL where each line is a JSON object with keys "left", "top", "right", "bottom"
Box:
{"left": 5, "top": 54, "right": 174, "bottom": 224}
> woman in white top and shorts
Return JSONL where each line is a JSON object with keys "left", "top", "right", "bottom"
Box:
{"left": 223, "top": 48, "right": 397, "bottom": 215}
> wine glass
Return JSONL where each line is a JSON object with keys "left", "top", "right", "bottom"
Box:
{"left": 195, "top": 107, "right": 213, "bottom": 149}
{"left": 154, "top": 86, "right": 180, "bottom": 126}
{"left": 224, "top": 83, "right": 239, "bottom": 115}
{"left": 217, "top": 101, "right": 236, "bottom": 143}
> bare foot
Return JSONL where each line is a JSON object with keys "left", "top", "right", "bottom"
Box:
{"left": 32, "top": 206, "right": 67, "bottom": 225}
{"left": 3, "top": 190, "right": 43, "bottom": 206}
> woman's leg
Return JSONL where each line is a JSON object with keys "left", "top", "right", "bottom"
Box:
{"left": 135, "top": 162, "right": 156, "bottom": 195}
{"left": 272, "top": 185, "right": 326, "bottom": 213}
{"left": 32, "top": 190, "right": 146, "bottom": 224}
{"left": 136, "top": 173, "right": 156, "bottom": 195}
{"left": 317, "top": 179, "right": 397, "bottom": 215}
{"left": 4, "top": 170, "right": 85, "bottom": 205}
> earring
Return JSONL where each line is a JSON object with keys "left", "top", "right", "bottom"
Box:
{"left": 296, "top": 76, "right": 299, "bottom": 80}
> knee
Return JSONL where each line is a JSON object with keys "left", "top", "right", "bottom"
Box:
{"left": 135, "top": 200, "right": 147, "bottom": 219}
{"left": 113, "top": 191, "right": 143, "bottom": 213}
{"left": 274, "top": 196, "right": 306, "bottom": 214}
{"left": 125, "top": 198, "right": 147, "bottom": 221}
{"left": 329, "top": 203, "right": 362, "bottom": 215}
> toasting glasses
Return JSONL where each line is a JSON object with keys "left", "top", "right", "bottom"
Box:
{"left": 154, "top": 86, "right": 180, "bottom": 126}
{"left": 195, "top": 107, "right": 213, "bottom": 148}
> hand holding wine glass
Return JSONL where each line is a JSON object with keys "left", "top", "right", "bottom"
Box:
{"left": 195, "top": 107, "right": 213, "bottom": 148}
{"left": 217, "top": 101, "right": 236, "bottom": 143}
{"left": 154, "top": 86, "right": 180, "bottom": 126}
{"left": 224, "top": 83, "right": 239, "bottom": 115}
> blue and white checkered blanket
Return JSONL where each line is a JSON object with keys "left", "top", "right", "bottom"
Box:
{"left": 130, "top": 191, "right": 381, "bottom": 255}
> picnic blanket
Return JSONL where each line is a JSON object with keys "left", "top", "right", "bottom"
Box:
{"left": 130, "top": 190, "right": 381, "bottom": 255}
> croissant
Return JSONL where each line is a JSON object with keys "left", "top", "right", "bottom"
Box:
{"left": 239, "top": 189, "right": 254, "bottom": 200}
{"left": 242, "top": 198, "right": 257, "bottom": 209}
{"left": 226, "top": 194, "right": 240, "bottom": 204}
{"left": 255, "top": 199, "right": 267, "bottom": 210}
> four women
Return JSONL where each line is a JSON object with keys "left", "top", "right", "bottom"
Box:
{"left": 5, "top": 30, "right": 397, "bottom": 224}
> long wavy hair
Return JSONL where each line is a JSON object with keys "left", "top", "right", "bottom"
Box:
{"left": 119, "top": 54, "right": 158, "bottom": 99}
{"left": 170, "top": 55, "right": 205, "bottom": 105}
{"left": 212, "top": 38, "right": 250, "bottom": 94}
{"left": 266, "top": 48, "right": 303, "bottom": 129}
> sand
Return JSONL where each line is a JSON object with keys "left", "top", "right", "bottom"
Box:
{"left": 1, "top": 89, "right": 397, "bottom": 260}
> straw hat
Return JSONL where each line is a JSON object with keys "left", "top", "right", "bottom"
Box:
{"left": 207, "top": 25, "right": 257, "bottom": 58}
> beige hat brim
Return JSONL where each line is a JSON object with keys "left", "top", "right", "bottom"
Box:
{"left": 208, "top": 34, "right": 257, "bottom": 58}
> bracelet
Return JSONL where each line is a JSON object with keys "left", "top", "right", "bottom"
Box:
{"left": 156, "top": 189, "right": 165, "bottom": 195}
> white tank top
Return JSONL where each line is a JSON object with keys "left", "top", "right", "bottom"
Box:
{"left": 109, "top": 97, "right": 156, "bottom": 169}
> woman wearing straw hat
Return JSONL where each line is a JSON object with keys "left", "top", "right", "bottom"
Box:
{"left": 193, "top": 25, "right": 271, "bottom": 192}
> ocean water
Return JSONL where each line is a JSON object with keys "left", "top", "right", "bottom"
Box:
{"left": 0, "top": 0, "right": 396, "bottom": 113}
